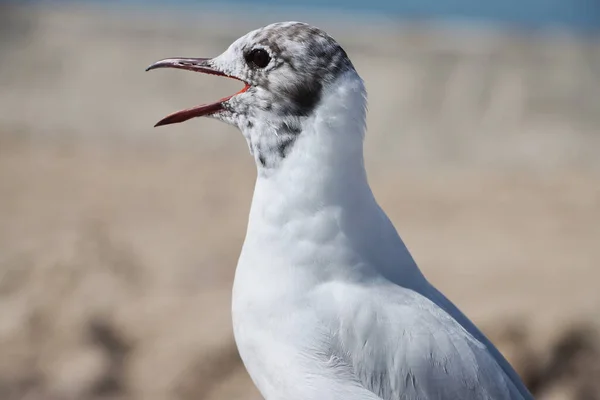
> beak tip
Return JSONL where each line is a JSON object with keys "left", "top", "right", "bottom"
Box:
{"left": 154, "top": 116, "right": 172, "bottom": 127}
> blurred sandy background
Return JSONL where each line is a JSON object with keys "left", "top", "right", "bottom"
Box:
{"left": 0, "top": 3, "right": 599, "bottom": 400}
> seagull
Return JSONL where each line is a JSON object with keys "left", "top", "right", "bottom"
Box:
{"left": 147, "top": 22, "right": 534, "bottom": 400}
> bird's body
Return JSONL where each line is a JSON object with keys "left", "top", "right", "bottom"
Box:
{"left": 232, "top": 65, "right": 530, "bottom": 400}
{"left": 147, "top": 22, "right": 534, "bottom": 400}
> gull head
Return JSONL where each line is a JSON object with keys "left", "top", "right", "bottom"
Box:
{"left": 147, "top": 22, "right": 366, "bottom": 169}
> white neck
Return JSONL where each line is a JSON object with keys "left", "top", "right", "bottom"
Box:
{"left": 253, "top": 70, "right": 369, "bottom": 210}
{"left": 238, "top": 70, "right": 424, "bottom": 289}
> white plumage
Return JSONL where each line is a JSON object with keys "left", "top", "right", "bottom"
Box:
{"left": 148, "top": 21, "right": 534, "bottom": 400}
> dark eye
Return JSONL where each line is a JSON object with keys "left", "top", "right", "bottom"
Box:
{"left": 245, "top": 48, "right": 271, "bottom": 69}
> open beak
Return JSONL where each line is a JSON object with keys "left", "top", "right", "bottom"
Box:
{"left": 146, "top": 57, "right": 250, "bottom": 127}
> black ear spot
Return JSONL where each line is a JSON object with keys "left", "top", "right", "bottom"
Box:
{"left": 245, "top": 48, "right": 271, "bottom": 69}
{"left": 285, "top": 80, "right": 323, "bottom": 117}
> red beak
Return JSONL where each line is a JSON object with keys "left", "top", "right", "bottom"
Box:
{"left": 146, "top": 58, "right": 249, "bottom": 127}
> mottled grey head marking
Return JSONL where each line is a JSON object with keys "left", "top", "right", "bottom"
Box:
{"left": 208, "top": 22, "right": 355, "bottom": 169}
{"left": 148, "top": 22, "right": 356, "bottom": 170}
{"left": 240, "top": 22, "right": 352, "bottom": 118}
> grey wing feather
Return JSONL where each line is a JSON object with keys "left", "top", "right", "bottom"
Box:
{"left": 425, "top": 284, "right": 534, "bottom": 399}
{"left": 337, "top": 287, "right": 532, "bottom": 400}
